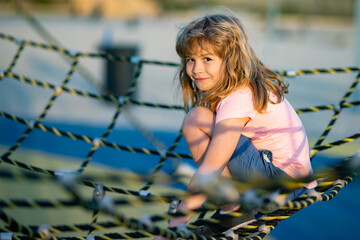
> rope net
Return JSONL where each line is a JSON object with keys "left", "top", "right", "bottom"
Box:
{"left": 0, "top": 5, "right": 360, "bottom": 240}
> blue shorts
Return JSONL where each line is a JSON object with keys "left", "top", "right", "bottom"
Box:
{"left": 227, "top": 135, "right": 305, "bottom": 200}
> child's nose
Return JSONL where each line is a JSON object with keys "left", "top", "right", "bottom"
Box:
{"left": 192, "top": 62, "right": 203, "bottom": 74}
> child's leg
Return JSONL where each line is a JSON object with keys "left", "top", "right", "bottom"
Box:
{"left": 182, "top": 106, "right": 232, "bottom": 178}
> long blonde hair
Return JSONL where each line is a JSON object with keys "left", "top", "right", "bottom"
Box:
{"left": 176, "top": 13, "right": 288, "bottom": 113}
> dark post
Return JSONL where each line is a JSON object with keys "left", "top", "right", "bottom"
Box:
{"left": 103, "top": 45, "right": 139, "bottom": 97}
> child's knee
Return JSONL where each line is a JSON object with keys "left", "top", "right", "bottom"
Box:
{"left": 182, "top": 106, "right": 212, "bottom": 127}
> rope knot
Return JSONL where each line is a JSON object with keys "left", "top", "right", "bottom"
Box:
{"left": 0, "top": 232, "right": 13, "bottom": 240}
{"left": 38, "top": 224, "right": 52, "bottom": 240}
{"left": 130, "top": 56, "right": 140, "bottom": 64}
{"left": 225, "top": 229, "right": 238, "bottom": 240}
{"left": 54, "top": 87, "right": 63, "bottom": 96}
{"left": 68, "top": 49, "right": 78, "bottom": 57}
{"left": 168, "top": 199, "right": 180, "bottom": 214}
{"left": 176, "top": 224, "right": 192, "bottom": 238}
{"left": 118, "top": 96, "right": 126, "bottom": 105}
{"left": 333, "top": 179, "right": 345, "bottom": 187}
{"left": 28, "top": 120, "right": 35, "bottom": 130}
{"left": 86, "top": 235, "right": 95, "bottom": 240}
{"left": 92, "top": 138, "right": 101, "bottom": 147}
{"left": 159, "top": 149, "right": 167, "bottom": 159}
{"left": 93, "top": 183, "right": 105, "bottom": 203}
{"left": 15, "top": 37, "right": 24, "bottom": 44}
{"left": 139, "top": 190, "right": 150, "bottom": 199}
{"left": 331, "top": 104, "right": 341, "bottom": 114}
{"left": 307, "top": 189, "right": 322, "bottom": 202}
{"left": 285, "top": 69, "right": 297, "bottom": 77}
{"left": 259, "top": 224, "right": 270, "bottom": 234}
{"left": 140, "top": 214, "right": 154, "bottom": 229}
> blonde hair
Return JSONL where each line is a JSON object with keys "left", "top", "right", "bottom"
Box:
{"left": 176, "top": 13, "right": 288, "bottom": 113}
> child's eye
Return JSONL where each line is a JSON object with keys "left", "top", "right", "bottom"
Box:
{"left": 204, "top": 57, "right": 212, "bottom": 62}
{"left": 186, "top": 58, "right": 194, "bottom": 62}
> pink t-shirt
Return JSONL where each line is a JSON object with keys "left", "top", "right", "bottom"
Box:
{"left": 216, "top": 87, "right": 316, "bottom": 188}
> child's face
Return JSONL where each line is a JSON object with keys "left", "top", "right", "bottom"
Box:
{"left": 185, "top": 43, "right": 223, "bottom": 92}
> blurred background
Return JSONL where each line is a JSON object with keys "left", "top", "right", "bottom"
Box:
{"left": 0, "top": 0, "right": 359, "bottom": 239}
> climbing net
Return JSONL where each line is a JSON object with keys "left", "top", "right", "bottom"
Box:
{"left": 1, "top": 5, "right": 360, "bottom": 240}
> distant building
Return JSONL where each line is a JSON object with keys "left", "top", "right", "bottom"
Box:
{"left": 69, "top": 0, "right": 161, "bottom": 19}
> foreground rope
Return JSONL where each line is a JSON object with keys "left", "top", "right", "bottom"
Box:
{"left": 0, "top": 29, "right": 359, "bottom": 240}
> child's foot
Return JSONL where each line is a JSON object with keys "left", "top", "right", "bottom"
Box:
{"left": 220, "top": 203, "right": 240, "bottom": 213}
{"left": 191, "top": 210, "right": 258, "bottom": 236}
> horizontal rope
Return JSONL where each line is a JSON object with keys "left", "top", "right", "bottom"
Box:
{"left": 3, "top": 70, "right": 359, "bottom": 116}
{"left": 278, "top": 66, "right": 360, "bottom": 77}
{"left": 2, "top": 32, "right": 360, "bottom": 76}
{"left": 0, "top": 110, "right": 191, "bottom": 159}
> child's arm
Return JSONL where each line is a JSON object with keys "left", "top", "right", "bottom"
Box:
{"left": 168, "top": 117, "right": 249, "bottom": 228}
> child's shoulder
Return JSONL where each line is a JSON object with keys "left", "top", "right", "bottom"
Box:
{"left": 216, "top": 87, "right": 253, "bottom": 111}
{"left": 224, "top": 87, "right": 252, "bottom": 100}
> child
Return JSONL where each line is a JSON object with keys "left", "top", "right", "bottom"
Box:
{"left": 156, "top": 13, "right": 316, "bottom": 238}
